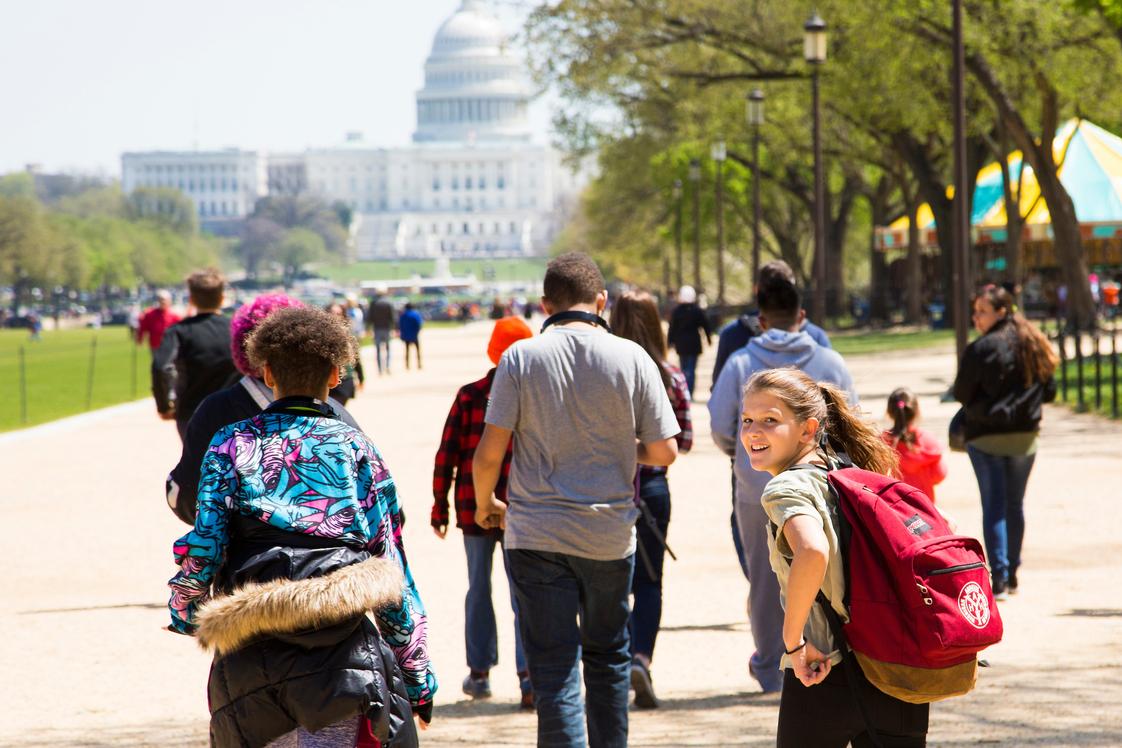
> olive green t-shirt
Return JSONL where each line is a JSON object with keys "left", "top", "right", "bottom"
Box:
{"left": 761, "top": 466, "right": 849, "bottom": 668}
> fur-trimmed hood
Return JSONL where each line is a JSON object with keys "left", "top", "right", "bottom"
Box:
{"left": 196, "top": 556, "right": 404, "bottom": 655}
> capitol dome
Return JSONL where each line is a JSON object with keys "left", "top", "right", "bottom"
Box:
{"left": 413, "top": 0, "right": 532, "bottom": 143}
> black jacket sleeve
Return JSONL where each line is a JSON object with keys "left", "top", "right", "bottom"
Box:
{"left": 152, "top": 326, "right": 180, "bottom": 413}
{"left": 952, "top": 344, "right": 983, "bottom": 406}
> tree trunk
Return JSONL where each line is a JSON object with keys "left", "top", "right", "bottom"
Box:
{"left": 965, "top": 53, "right": 1097, "bottom": 328}
{"left": 906, "top": 196, "right": 924, "bottom": 324}
{"left": 826, "top": 174, "right": 861, "bottom": 318}
{"left": 867, "top": 175, "right": 895, "bottom": 323}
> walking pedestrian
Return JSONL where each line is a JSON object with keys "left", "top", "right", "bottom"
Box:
{"left": 667, "top": 285, "right": 712, "bottom": 396}
{"left": 740, "top": 368, "right": 928, "bottom": 747}
{"left": 136, "top": 290, "right": 180, "bottom": 352}
{"left": 882, "top": 387, "right": 947, "bottom": 502}
{"left": 152, "top": 269, "right": 237, "bottom": 441}
{"left": 953, "top": 284, "right": 1057, "bottom": 598}
{"left": 166, "top": 307, "right": 436, "bottom": 745}
{"left": 368, "top": 287, "right": 395, "bottom": 374}
{"left": 609, "top": 291, "right": 693, "bottom": 710}
{"left": 166, "top": 293, "right": 363, "bottom": 525}
{"left": 709, "top": 275, "right": 857, "bottom": 694}
{"left": 431, "top": 317, "right": 535, "bottom": 709}
{"left": 399, "top": 303, "right": 424, "bottom": 370}
{"left": 473, "top": 253, "right": 680, "bottom": 748}
{"left": 327, "top": 302, "right": 365, "bottom": 404}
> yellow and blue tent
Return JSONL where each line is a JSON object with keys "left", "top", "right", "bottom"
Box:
{"left": 876, "top": 118, "right": 1122, "bottom": 250}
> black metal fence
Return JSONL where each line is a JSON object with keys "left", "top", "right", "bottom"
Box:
{"left": 1050, "top": 316, "right": 1120, "bottom": 419}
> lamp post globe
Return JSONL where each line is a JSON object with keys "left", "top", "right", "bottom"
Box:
{"left": 746, "top": 88, "right": 765, "bottom": 127}
{"left": 804, "top": 11, "right": 827, "bottom": 64}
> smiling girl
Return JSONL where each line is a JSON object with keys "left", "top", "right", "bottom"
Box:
{"left": 740, "top": 367, "right": 930, "bottom": 747}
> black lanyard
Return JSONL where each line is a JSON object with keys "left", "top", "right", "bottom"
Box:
{"left": 264, "top": 396, "right": 339, "bottom": 419}
{"left": 540, "top": 310, "right": 612, "bottom": 334}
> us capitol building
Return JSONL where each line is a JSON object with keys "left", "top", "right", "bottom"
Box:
{"left": 120, "top": 0, "right": 584, "bottom": 259}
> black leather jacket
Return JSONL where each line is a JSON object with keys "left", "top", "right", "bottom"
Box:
{"left": 952, "top": 318, "right": 1057, "bottom": 441}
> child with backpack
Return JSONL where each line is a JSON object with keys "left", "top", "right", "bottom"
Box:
{"left": 741, "top": 368, "right": 1001, "bottom": 747}
{"left": 166, "top": 307, "right": 436, "bottom": 747}
{"left": 882, "top": 387, "right": 948, "bottom": 502}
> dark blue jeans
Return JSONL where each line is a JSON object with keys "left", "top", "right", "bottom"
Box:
{"left": 678, "top": 353, "right": 699, "bottom": 395}
{"left": 507, "top": 549, "right": 634, "bottom": 748}
{"left": 630, "top": 473, "right": 670, "bottom": 661}
{"left": 463, "top": 534, "right": 526, "bottom": 675}
{"left": 967, "top": 445, "right": 1036, "bottom": 584}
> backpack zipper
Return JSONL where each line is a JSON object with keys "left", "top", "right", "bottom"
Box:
{"left": 928, "top": 562, "right": 986, "bottom": 576}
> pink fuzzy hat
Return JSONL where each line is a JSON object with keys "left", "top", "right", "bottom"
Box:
{"left": 230, "top": 293, "right": 305, "bottom": 376}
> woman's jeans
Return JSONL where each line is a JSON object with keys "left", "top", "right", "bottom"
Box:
{"left": 967, "top": 445, "right": 1036, "bottom": 584}
{"left": 463, "top": 534, "right": 526, "bottom": 675}
{"left": 630, "top": 473, "right": 671, "bottom": 661}
{"left": 677, "top": 353, "right": 699, "bottom": 395}
{"left": 507, "top": 549, "right": 634, "bottom": 748}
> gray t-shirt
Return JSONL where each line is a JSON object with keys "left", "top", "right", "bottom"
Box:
{"left": 485, "top": 325, "right": 680, "bottom": 560}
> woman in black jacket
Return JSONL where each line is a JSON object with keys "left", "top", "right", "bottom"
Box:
{"left": 953, "top": 285, "right": 1057, "bottom": 598}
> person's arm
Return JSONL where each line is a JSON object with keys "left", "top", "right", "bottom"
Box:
{"left": 780, "top": 514, "right": 833, "bottom": 687}
{"left": 1042, "top": 374, "right": 1058, "bottom": 404}
{"left": 167, "top": 430, "right": 237, "bottom": 633}
{"left": 152, "top": 326, "right": 180, "bottom": 416}
{"left": 952, "top": 345, "right": 982, "bottom": 405}
{"left": 637, "top": 437, "right": 678, "bottom": 467}
{"left": 473, "top": 424, "right": 512, "bottom": 530}
{"left": 700, "top": 308, "right": 713, "bottom": 345}
{"left": 707, "top": 357, "right": 744, "bottom": 457}
{"left": 135, "top": 312, "right": 147, "bottom": 345}
{"left": 431, "top": 395, "right": 462, "bottom": 539}
{"left": 361, "top": 448, "right": 438, "bottom": 721}
{"left": 670, "top": 371, "right": 693, "bottom": 454}
{"left": 166, "top": 401, "right": 218, "bottom": 525}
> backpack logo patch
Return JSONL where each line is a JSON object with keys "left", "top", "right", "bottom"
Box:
{"left": 903, "top": 513, "right": 933, "bottom": 536}
{"left": 958, "top": 582, "right": 991, "bottom": 629}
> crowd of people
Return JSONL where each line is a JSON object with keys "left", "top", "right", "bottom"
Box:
{"left": 146, "top": 251, "right": 1058, "bottom": 747}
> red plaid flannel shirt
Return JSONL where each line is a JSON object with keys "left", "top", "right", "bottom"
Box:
{"left": 640, "top": 363, "right": 693, "bottom": 479}
{"left": 432, "top": 369, "right": 512, "bottom": 536}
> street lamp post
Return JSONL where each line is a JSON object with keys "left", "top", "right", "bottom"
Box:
{"left": 711, "top": 141, "right": 728, "bottom": 305}
{"left": 689, "top": 158, "right": 702, "bottom": 291}
{"left": 746, "top": 89, "right": 765, "bottom": 283}
{"left": 673, "top": 179, "right": 684, "bottom": 289}
{"left": 805, "top": 11, "right": 828, "bottom": 324}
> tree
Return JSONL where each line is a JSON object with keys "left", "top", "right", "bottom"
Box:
{"left": 126, "top": 187, "right": 199, "bottom": 235}
{"left": 277, "top": 228, "right": 326, "bottom": 288}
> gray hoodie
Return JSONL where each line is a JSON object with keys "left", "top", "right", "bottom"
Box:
{"left": 708, "top": 329, "right": 858, "bottom": 503}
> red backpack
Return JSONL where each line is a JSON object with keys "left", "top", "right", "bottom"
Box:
{"left": 793, "top": 461, "right": 1003, "bottom": 704}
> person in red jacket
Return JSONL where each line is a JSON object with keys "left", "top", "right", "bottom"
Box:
{"left": 136, "top": 290, "right": 180, "bottom": 351}
{"left": 882, "top": 387, "right": 948, "bottom": 502}
{"left": 431, "top": 317, "right": 534, "bottom": 708}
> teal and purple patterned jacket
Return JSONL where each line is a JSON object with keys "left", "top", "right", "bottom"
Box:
{"left": 167, "top": 398, "right": 437, "bottom": 709}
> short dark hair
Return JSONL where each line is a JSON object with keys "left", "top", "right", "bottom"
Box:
{"left": 757, "top": 260, "right": 797, "bottom": 288}
{"left": 186, "top": 268, "right": 225, "bottom": 310}
{"left": 246, "top": 307, "right": 355, "bottom": 395}
{"left": 757, "top": 277, "right": 802, "bottom": 330}
{"left": 543, "top": 252, "right": 604, "bottom": 310}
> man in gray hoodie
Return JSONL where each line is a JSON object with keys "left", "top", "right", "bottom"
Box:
{"left": 708, "top": 276, "right": 858, "bottom": 693}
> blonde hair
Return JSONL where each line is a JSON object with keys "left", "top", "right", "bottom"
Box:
{"left": 744, "top": 368, "right": 898, "bottom": 476}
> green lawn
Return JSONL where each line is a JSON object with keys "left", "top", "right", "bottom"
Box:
{"left": 315, "top": 257, "right": 548, "bottom": 284}
{"left": 1056, "top": 354, "right": 1121, "bottom": 418}
{"left": 0, "top": 327, "right": 148, "bottom": 432}
{"left": 829, "top": 328, "right": 956, "bottom": 357}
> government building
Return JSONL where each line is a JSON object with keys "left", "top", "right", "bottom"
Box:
{"left": 120, "top": 0, "right": 583, "bottom": 259}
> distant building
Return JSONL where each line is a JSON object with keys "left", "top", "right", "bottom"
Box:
{"left": 120, "top": 0, "right": 584, "bottom": 258}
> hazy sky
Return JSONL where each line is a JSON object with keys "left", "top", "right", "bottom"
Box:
{"left": 0, "top": 0, "right": 548, "bottom": 177}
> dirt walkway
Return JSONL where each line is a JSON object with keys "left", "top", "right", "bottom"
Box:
{"left": 1, "top": 324, "right": 1119, "bottom": 746}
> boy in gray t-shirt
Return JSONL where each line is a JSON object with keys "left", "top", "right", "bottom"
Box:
{"left": 473, "top": 252, "right": 679, "bottom": 748}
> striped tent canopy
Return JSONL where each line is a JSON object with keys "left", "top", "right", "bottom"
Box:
{"left": 876, "top": 119, "right": 1122, "bottom": 251}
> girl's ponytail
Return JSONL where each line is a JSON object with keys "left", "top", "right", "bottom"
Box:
{"left": 819, "top": 382, "right": 898, "bottom": 476}
{"left": 885, "top": 387, "right": 918, "bottom": 447}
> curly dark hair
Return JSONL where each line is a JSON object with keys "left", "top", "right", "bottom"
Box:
{"left": 246, "top": 307, "right": 356, "bottom": 395}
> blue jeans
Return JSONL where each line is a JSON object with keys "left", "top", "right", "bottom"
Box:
{"left": 373, "top": 328, "right": 391, "bottom": 372}
{"left": 734, "top": 487, "right": 785, "bottom": 692}
{"left": 464, "top": 534, "right": 526, "bottom": 675}
{"left": 678, "top": 353, "right": 699, "bottom": 395}
{"left": 967, "top": 445, "right": 1036, "bottom": 584}
{"left": 630, "top": 473, "right": 670, "bottom": 660}
{"left": 507, "top": 549, "right": 634, "bottom": 748}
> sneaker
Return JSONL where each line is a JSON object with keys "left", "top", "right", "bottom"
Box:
{"left": 517, "top": 671, "right": 534, "bottom": 711}
{"left": 462, "top": 671, "right": 492, "bottom": 700}
{"left": 630, "top": 661, "right": 659, "bottom": 709}
{"left": 992, "top": 577, "right": 1009, "bottom": 602}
